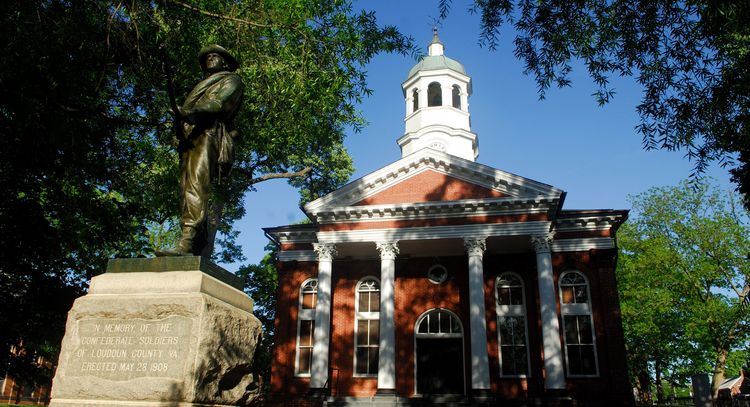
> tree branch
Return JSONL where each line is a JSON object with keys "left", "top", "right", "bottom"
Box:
{"left": 165, "top": 0, "right": 274, "bottom": 28}
{"left": 249, "top": 167, "right": 312, "bottom": 185}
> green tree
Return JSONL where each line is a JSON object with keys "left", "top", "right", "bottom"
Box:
{"left": 617, "top": 180, "right": 750, "bottom": 399}
{"left": 438, "top": 1, "right": 750, "bottom": 207}
{"left": 0, "top": 0, "right": 413, "bottom": 390}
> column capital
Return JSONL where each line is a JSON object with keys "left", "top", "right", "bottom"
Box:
{"left": 531, "top": 232, "right": 555, "bottom": 254}
{"left": 313, "top": 243, "right": 337, "bottom": 261}
{"left": 376, "top": 241, "right": 400, "bottom": 260}
{"left": 463, "top": 237, "right": 487, "bottom": 257}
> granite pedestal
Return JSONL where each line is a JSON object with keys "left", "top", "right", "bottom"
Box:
{"left": 50, "top": 257, "right": 262, "bottom": 407}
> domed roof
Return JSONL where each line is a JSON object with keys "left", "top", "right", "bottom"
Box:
{"left": 406, "top": 54, "right": 467, "bottom": 79}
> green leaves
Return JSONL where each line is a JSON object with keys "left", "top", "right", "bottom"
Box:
{"left": 618, "top": 180, "right": 750, "bottom": 397}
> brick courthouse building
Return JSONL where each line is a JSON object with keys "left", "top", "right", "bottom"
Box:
{"left": 265, "top": 34, "right": 633, "bottom": 405}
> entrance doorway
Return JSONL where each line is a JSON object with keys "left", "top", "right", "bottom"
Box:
{"left": 414, "top": 309, "right": 465, "bottom": 395}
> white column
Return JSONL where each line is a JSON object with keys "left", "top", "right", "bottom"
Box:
{"left": 463, "top": 237, "right": 491, "bottom": 392}
{"left": 532, "top": 233, "right": 566, "bottom": 389}
{"left": 375, "top": 241, "right": 399, "bottom": 394}
{"left": 310, "top": 243, "right": 337, "bottom": 390}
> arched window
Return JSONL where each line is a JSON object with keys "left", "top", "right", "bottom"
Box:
{"left": 416, "top": 308, "right": 462, "bottom": 336}
{"left": 295, "top": 279, "right": 317, "bottom": 376}
{"left": 354, "top": 278, "right": 380, "bottom": 376}
{"left": 452, "top": 85, "right": 461, "bottom": 109}
{"left": 428, "top": 82, "right": 442, "bottom": 106}
{"left": 412, "top": 88, "right": 419, "bottom": 112}
{"left": 495, "top": 273, "right": 530, "bottom": 377}
{"left": 559, "top": 271, "right": 598, "bottom": 376}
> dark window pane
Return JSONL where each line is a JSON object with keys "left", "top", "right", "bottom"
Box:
{"left": 298, "top": 348, "right": 312, "bottom": 373}
{"left": 358, "top": 292, "right": 369, "bottom": 312}
{"left": 514, "top": 346, "right": 528, "bottom": 375}
{"left": 299, "top": 321, "right": 313, "bottom": 346}
{"left": 418, "top": 319, "right": 428, "bottom": 333}
{"left": 451, "top": 315, "right": 461, "bottom": 333}
{"left": 574, "top": 286, "right": 588, "bottom": 303}
{"left": 370, "top": 292, "right": 380, "bottom": 312}
{"left": 369, "top": 320, "right": 379, "bottom": 345}
{"left": 498, "top": 287, "right": 511, "bottom": 305}
{"left": 579, "top": 345, "right": 596, "bottom": 374}
{"left": 578, "top": 316, "right": 593, "bottom": 343}
{"left": 501, "top": 347, "right": 516, "bottom": 375}
{"left": 564, "top": 316, "right": 579, "bottom": 344}
{"left": 368, "top": 348, "right": 379, "bottom": 375}
{"left": 510, "top": 287, "right": 523, "bottom": 305}
{"left": 428, "top": 82, "right": 442, "bottom": 106}
{"left": 356, "top": 348, "right": 368, "bottom": 374}
{"left": 428, "top": 314, "right": 439, "bottom": 333}
{"left": 440, "top": 311, "right": 451, "bottom": 333}
{"left": 567, "top": 345, "right": 583, "bottom": 375}
{"left": 412, "top": 89, "right": 419, "bottom": 111}
{"left": 357, "top": 320, "right": 368, "bottom": 344}
{"left": 452, "top": 85, "right": 461, "bottom": 108}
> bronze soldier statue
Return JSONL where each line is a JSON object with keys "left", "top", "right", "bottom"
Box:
{"left": 162, "top": 45, "right": 244, "bottom": 256}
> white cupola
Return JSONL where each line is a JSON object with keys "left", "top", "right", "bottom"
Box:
{"left": 399, "top": 30, "right": 478, "bottom": 161}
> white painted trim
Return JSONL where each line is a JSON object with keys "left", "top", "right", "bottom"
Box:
{"left": 413, "top": 308, "right": 467, "bottom": 396}
{"left": 316, "top": 221, "right": 552, "bottom": 243}
{"left": 559, "top": 271, "right": 600, "bottom": 378}
{"left": 551, "top": 237, "right": 615, "bottom": 252}
{"left": 494, "top": 272, "right": 532, "bottom": 378}
{"left": 295, "top": 278, "right": 317, "bottom": 377}
{"left": 303, "top": 149, "right": 563, "bottom": 212}
{"left": 313, "top": 196, "right": 557, "bottom": 224}
{"left": 402, "top": 68, "right": 471, "bottom": 90}
{"left": 354, "top": 277, "right": 380, "bottom": 378}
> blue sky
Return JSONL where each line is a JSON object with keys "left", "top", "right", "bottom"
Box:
{"left": 228, "top": 1, "right": 735, "bottom": 268}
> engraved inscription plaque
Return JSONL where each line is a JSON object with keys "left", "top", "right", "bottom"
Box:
{"left": 67, "top": 316, "right": 192, "bottom": 380}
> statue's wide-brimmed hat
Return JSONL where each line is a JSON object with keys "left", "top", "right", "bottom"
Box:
{"left": 198, "top": 44, "right": 239, "bottom": 71}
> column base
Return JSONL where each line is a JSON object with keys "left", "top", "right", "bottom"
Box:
{"left": 375, "top": 388, "right": 398, "bottom": 397}
{"left": 307, "top": 387, "right": 328, "bottom": 399}
{"left": 543, "top": 388, "right": 572, "bottom": 407}
{"left": 471, "top": 388, "right": 495, "bottom": 404}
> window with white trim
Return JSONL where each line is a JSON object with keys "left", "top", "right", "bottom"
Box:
{"left": 452, "top": 85, "right": 461, "bottom": 109}
{"left": 495, "top": 272, "right": 530, "bottom": 377}
{"left": 416, "top": 308, "right": 462, "bottom": 336}
{"left": 354, "top": 277, "right": 380, "bottom": 376}
{"left": 559, "top": 271, "right": 598, "bottom": 376}
{"left": 428, "top": 82, "right": 442, "bottom": 106}
{"left": 412, "top": 88, "right": 419, "bottom": 112}
{"left": 295, "top": 279, "right": 317, "bottom": 376}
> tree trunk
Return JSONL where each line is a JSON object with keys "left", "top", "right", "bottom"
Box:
{"left": 655, "top": 359, "right": 664, "bottom": 403}
{"left": 637, "top": 369, "right": 653, "bottom": 403}
{"left": 710, "top": 348, "right": 729, "bottom": 400}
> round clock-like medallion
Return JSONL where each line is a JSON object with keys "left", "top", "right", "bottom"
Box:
{"left": 428, "top": 141, "right": 447, "bottom": 152}
{"left": 427, "top": 264, "right": 448, "bottom": 284}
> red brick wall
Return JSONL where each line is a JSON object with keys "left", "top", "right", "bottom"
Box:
{"left": 355, "top": 170, "right": 506, "bottom": 206}
{"left": 269, "top": 261, "right": 318, "bottom": 399}
{"left": 270, "top": 249, "right": 632, "bottom": 404}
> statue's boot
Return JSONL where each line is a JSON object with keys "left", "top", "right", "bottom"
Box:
{"left": 155, "top": 227, "right": 195, "bottom": 256}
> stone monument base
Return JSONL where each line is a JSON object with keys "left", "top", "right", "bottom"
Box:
{"left": 50, "top": 257, "right": 262, "bottom": 407}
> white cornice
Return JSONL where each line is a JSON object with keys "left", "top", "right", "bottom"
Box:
{"left": 314, "top": 195, "right": 559, "bottom": 224}
{"left": 397, "top": 124, "right": 476, "bottom": 147}
{"left": 315, "top": 221, "right": 552, "bottom": 244}
{"left": 304, "top": 149, "right": 564, "bottom": 215}
{"left": 555, "top": 213, "right": 627, "bottom": 232}
{"left": 551, "top": 237, "right": 615, "bottom": 252}
{"left": 402, "top": 68, "right": 471, "bottom": 90}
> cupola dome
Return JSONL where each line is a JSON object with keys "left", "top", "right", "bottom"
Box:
{"left": 399, "top": 30, "right": 478, "bottom": 161}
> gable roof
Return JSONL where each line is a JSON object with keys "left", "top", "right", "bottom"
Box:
{"left": 304, "top": 148, "right": 565, "bottom": 223}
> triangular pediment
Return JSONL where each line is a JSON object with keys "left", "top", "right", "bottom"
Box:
{"left": 305, "top": 149, "right": 564, "bottom": 216}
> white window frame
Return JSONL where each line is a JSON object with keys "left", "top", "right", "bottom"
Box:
{"left": 353, "top": 277, "right": 380, "bottom": 377}
{"left": 413, "top": 308, "right": 466, "bottom": 396}
{"left": 495, "top": 272, "right": 531, "bottom": 378}
{"left": 559, "top": 270, "right": 599, "bottom": 377}
{"left": 295, "top": 278, "right": 317, "bottom": 377}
